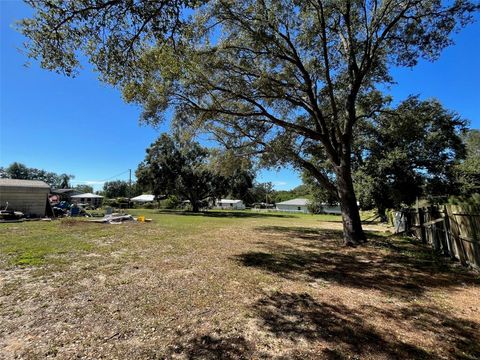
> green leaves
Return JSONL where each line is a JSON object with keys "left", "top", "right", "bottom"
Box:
{"left": 135, "top": 134, "right": 253, "bottom": 211}
{"left": 353, "top": 97, "right": 469, "bottom": 211}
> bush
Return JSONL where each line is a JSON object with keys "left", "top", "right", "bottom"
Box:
{"left": 103, "top": 198, "right": 119, "bottom": 208}
{"left": 448, "top": 193, "right": 480, "bottom": 211}
{"left": 307, "top": 201, "right": 324, "bottom": 214}
{"left": 142, "top": 202, "right": 156, "bottom": 209}
{"left": 162, "top": 195, "right": 181, "bottom": 209}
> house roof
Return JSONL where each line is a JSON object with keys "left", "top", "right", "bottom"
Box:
{"left": 131, "top": 194, "right": 155, "bottom": 202}
{"left": 218, "top": 199, "right": 243, "bottom": 204}
{"left": 276, "top": 198, "right": 310, "bottom": 206}
{"left": 71, "top": 192, "right": 104, "bottom": 199}
{"left": 0, "top": 178, "right": 50, "bottom": 189}
{"left": 51, "top": 188, "right": 79, "bottom": 194}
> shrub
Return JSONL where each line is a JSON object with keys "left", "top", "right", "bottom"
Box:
{"left": 448, "top": 193, "right": 480, "bottom": 211}
{"left": 162, "top": 195, "right": 180, "bottom": 209}
{"left": 142, "top": 202, "right": 156, "bottom": 209}
{"left": 307, "top": 201, "right": 324, "bottom": 214}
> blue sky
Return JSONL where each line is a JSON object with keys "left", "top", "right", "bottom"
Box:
{"left": 1, "top": 1, "right": 479, "bottom": 191}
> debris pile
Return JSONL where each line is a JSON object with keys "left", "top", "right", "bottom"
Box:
{"left": 89, "top": 213, "right": 152, "bottom": 224}
{"left": 0, "top": 210, "right": 25, "bottom": 223}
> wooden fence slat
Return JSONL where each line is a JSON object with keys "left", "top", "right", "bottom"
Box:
{"left": 400, "top": 205, "right": 479, "bottom": 268}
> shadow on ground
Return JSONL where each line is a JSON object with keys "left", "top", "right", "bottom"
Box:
{"left": 230, "top": 225, "right": 480, "bottom": 358}
{"left": 163, "top": 332, "right": 255, "bottom": 360}
{"left": 253, "top": 291, "right": 480, "bottom": 359}
{"left": 235, "top": 225, "right": 480, "bottom": 298}
{"left": 155, "top": 210, "right": 296, "bottom": 219}
{"left": 159, "top": 292, "right": 479, "bottom": 359}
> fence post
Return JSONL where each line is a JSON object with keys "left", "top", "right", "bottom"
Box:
{"left": 418, "top": 208, "right": 426, "bottom": 244}
{"left": 443, "top": 206, "right": 454, "bottom": 259}
{"left": 468, "top": 211, "right": 480, "bottom": 268}
{"left": 447, "top": 206, "right": 468, "bottom": 266}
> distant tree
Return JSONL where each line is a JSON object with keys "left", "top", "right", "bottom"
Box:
{"left": 273, "top": 184, "right": 313, "bottom": 203}
{"left": 74, "top": 185, "right": 94, "bottom": 194}
{"left": 103, "top": 180, "right": 130, "bottom": 199}
{"left": 0, "top": 162, "right": 75, "bottom": 188}
{"left": 353, "top": 97, "right": 467, "bottom": 219}
{"left": 136, "top": 134, "right": 229, "bottom": 212}
{"left": 59, "top": 174, "right": 71, "bottom": 188}
{"left": 455, "top": 129, "right": 480, "bottom": 195}
{"left": 1, "top": 162, "right": 29, "bottom": 179}
{"left": 130, "top": 182, "right": 146, "bottom": 197}
{"left": 245, "top": 182, "right": 275, "bottom": 205}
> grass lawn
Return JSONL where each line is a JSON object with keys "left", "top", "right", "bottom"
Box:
{"left": 1, "top": 210, "right": 479, "bottom": 359}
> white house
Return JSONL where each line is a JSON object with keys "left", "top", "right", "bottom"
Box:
{"left": 275, "top": 198, "right": 310, "bottom": 213}
{"left": 71, "top": 193, "right": 104, "bottom": 208}
{"left": 131, "top": 194, "right": 155, "bottom": 203}
{"left": 216, "top": 199, "right": 246, "bottom": 210}
{"left": 275, "top": 198, "right": 342, "bottom": 214}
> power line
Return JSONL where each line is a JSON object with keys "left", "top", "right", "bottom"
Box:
{"left": 100, "top": 170, "right": 131, "bottom": 182}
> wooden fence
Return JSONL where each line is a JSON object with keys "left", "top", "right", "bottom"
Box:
{"left": 397, "top": 205, "right": 480, "bottom": 269}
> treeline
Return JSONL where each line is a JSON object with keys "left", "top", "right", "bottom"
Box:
{"left": 0, "top": 162, "right": 75, "bottom": 189}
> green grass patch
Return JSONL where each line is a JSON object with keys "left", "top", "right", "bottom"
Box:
{"left": 0, "top": 221, "right": 96, "bottom": 267}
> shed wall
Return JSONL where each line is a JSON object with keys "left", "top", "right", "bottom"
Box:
{"left": 0, "top": 187, "right": 49, "bottom": 216}
{"left": 276, "top": 204, "right": 309, "bottom": 213}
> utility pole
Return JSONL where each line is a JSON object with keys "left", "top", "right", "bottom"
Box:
{"left": 128, "top": 169, "right": 132, "bottom": 209}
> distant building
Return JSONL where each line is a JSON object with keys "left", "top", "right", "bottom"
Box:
{"left": 275, "top": 198, "right": 342, "bottom": 214}
{"left": 319, "top": 204, "right": 342, "bottom": 215}
{"left": 216, "top": 199, "right": 246, "bottom": 210}
{"left": 71, "top": 193, "right": 104, "bottom": 208}
{"left": 276, "top": 198, "right": 311, "bottom": 213}
{"left": 131, "top": 194, "right": 155, "bottom": 203}
{"left": 0, "top": 179, "right": 50, "bottom": 217}
{"left": 252, "top": 202, "right": 275, "bottom": 209}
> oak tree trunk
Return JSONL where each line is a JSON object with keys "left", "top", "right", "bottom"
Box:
{"left": 335, "top": 164, "right": 367, "bottom": 246}
{"left": 191, "top": 201, "right": 200, "bottom": 213}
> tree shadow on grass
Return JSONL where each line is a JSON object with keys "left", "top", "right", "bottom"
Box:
{"left": 155, "top": 210, "right": 296, "bottom": 219}
{"left": 164, "top": 332, "right": 255, "bottom": 359}
{"left": 367, "top": 303, "right": 480, "bottom": 359}
{"left": 236, "top": 226, "right": 480, "bottom": 299}
{"left": 253, "top": 291, "right": 480, "bottom": 359}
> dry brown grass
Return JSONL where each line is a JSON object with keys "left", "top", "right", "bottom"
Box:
{"left": 1, "top": 210, "right": 479, "bottom": 359}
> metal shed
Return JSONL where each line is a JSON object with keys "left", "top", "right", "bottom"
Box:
{"left": 0, "top": 179, "right": 50, "bottom": 217}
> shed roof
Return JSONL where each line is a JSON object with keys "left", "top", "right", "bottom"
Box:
{"left": 276, "top": 198, "right": 310, "bottom": 206}
{"left": 218, "top": 199, "right": 243, "bottom": 204}
{"left": 71, "top": 192, "right": 104, "bottom": 198}
{"left": 0, "top": 178, "right": 50, "bottom": 189}
{"left": 131, "top": 194, "right": 155, "bottom": 202}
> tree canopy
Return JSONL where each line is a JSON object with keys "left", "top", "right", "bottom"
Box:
{"left": 102, "top": 180, "right": 131, "bottom": 198}
{"left": 136, "top": 134, "right": 253, "bottom": 212}
{"left": 20, "top": 0, "right": 479, "bottom": 244}
{"left": 74, "top": 184, "right": 94, "bottom": 194}
{"left": 0, "top": 162, "right": 75, "bottom": 188}
{"left": 353, "top": 97, "right": 468, "bottom": 217}
{"left": 455, "top": 129, "right": 480, "bottom": 195}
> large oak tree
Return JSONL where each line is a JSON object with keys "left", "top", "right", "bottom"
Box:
{"left": 20, "top": 0, "right": 478, "bottom": 244}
